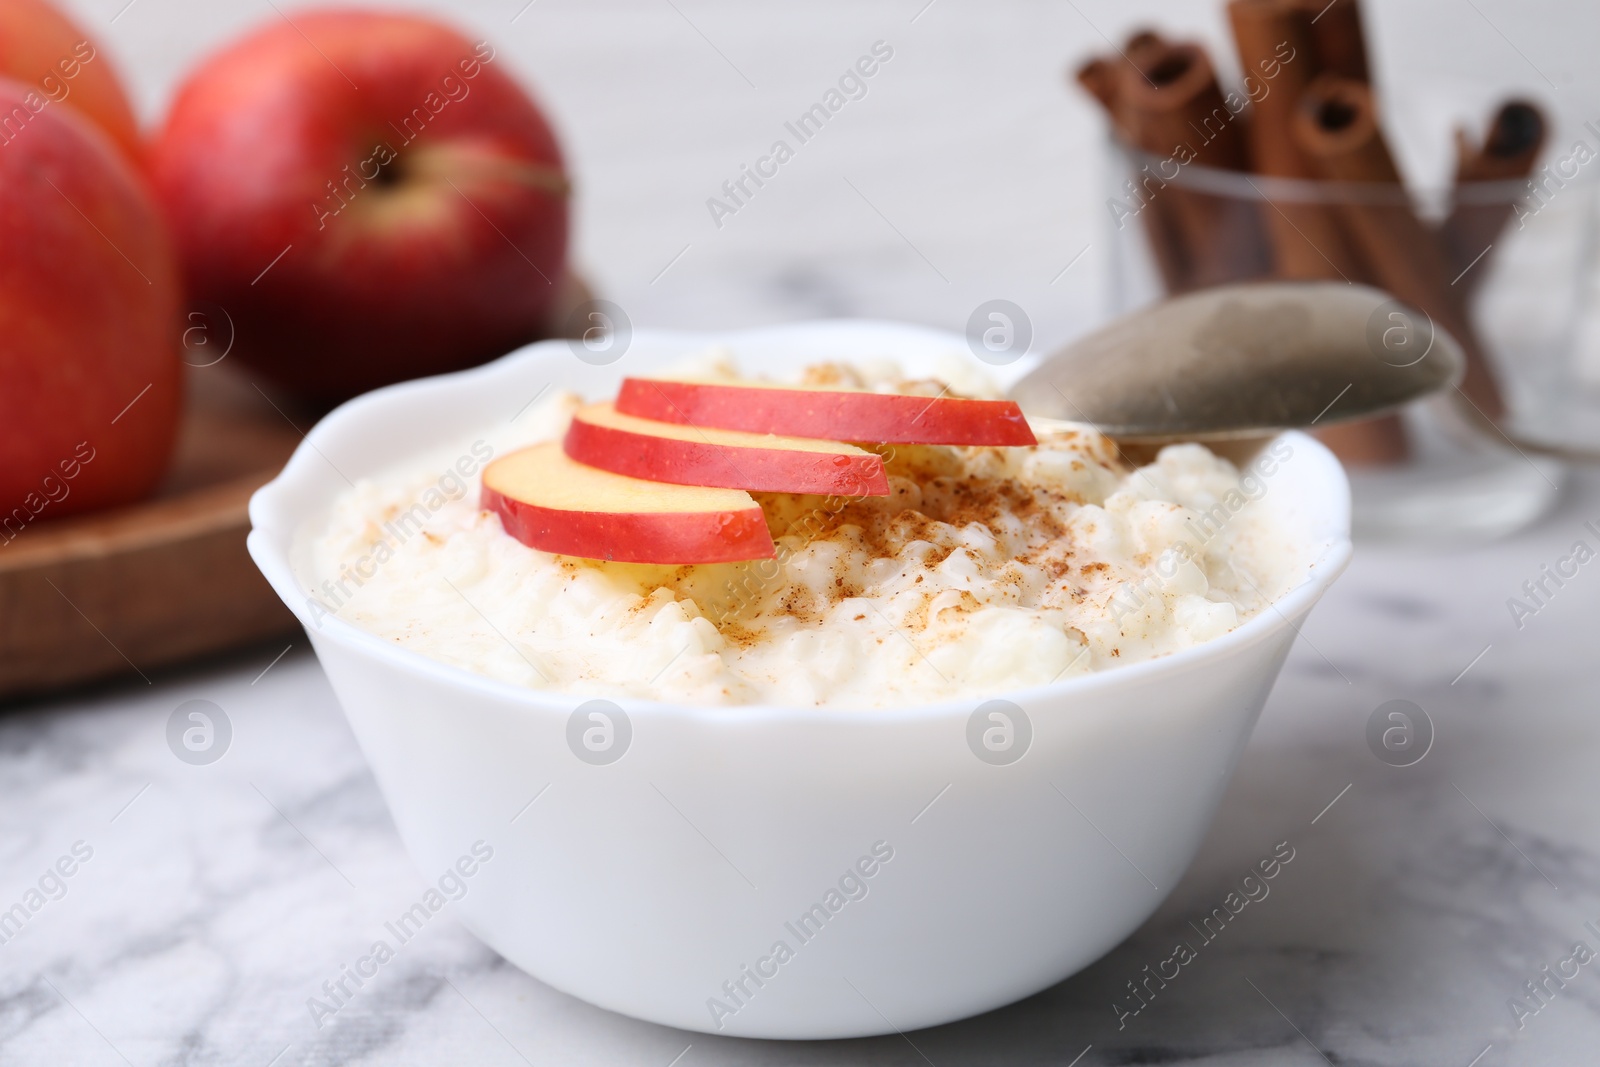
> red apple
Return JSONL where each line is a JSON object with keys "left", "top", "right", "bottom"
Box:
{"left": 482, "top": 443, "right": 776, "bottom": 564}
{"left": 147, "top": 10, "right": 569, "bottom": 403}
{"left": 564, "top": 402, "right": 890, "bottom": 496}
{"left": 0, "top": 0, "right": 142, "bottom": 162}
{"left": 0, "top": 78, "right": 181, "bottom": 529}
{"left": 615, "top": 377, "right": 1038, "bottom": 446}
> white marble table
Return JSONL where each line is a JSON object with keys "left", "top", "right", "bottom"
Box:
{"left": 7, "top": 1, "right": 1600, "bottom": 1063}
{"left": 5, "top": 469, "right": 1599, "bottom": 1066}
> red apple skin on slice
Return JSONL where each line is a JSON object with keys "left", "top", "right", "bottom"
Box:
{"left": 563, "top": 403, "right": 890, "bottom": 496}
{"left": 481, "top": 442, "right": 775, "bottom": 564}
{"left": 614, "top": 378, "right": 1038, "bottom": 447}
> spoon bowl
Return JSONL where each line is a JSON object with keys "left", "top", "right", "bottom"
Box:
{"left": 1009, "top": 281, "right": 1464, "bottom": 442}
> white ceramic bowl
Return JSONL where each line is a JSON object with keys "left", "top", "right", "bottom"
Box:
{"left": 248, "top": 321, "right": 1351, "bottom": 1040}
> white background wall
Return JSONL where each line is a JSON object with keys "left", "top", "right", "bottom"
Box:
{"left": 62, "top": 0, "right": 1600, "bottom": 352}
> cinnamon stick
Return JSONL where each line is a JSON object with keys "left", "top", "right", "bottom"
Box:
{"left": 1228, "top": 1, "right": 1406, "bottom": 463}
{"left": 1124, "top": 29, "right": 1163, "bottom": 54}
{"left": 1296, "top": 0, "right": 1370, "bottom": 81}
{"left": 1075, "top": 54, "right": 1119, "bottom": 112}
{"left": 1440, "top": 100, "right": 1547, "bottom": 296}
{"left": 1074, "top": 31, "right": 1169, "bottom": 118}
{"left": 1227, "top": 1, "right": 1312, "bottom": 179}
{"left": 1227, "top": 0, "right": 1367, "bottom": 281}
{"left": 1112, "top": 40, "right": 1272, "bottom": 289}
{"left": 1292, "top": 75, "right": 1505, "bottom": 419}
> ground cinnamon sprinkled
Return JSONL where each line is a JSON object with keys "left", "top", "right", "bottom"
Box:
{"left": 314, "top": 361, "right": 1289, "bottom": 708}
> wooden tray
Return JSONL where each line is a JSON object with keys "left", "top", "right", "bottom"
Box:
{"left": 0, "top": 276, "right": 590, "bottom": 702}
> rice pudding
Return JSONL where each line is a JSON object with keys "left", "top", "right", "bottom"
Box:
{"left": 300, "top": 355, "right": 1298, "bottom": 708}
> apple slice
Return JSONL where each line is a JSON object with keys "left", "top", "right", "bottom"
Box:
{"left": 615, "top": 377, "right": 1038, "bottom": 446}
{"left": 481, "top": 442, "right": 775, "bottom": 564}
{"left": 563, "top": 402, "right": 890, "bottom": 496}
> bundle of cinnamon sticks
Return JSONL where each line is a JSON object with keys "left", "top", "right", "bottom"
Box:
{"left": 1075, "top": 0, "right": 1546, "bottom": 464}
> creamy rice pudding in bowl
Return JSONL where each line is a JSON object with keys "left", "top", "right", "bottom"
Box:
{"left": 249, "top": 320, "right": 1350, "bottom": 1039}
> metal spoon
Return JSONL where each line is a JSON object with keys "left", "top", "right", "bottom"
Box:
{"left": 1008, "top": 281, "right": 1463, "bottom": 443}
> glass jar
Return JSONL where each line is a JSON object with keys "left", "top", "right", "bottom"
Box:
{"left": 1103, "top": 135, "right": 1586, "bottom": 541}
